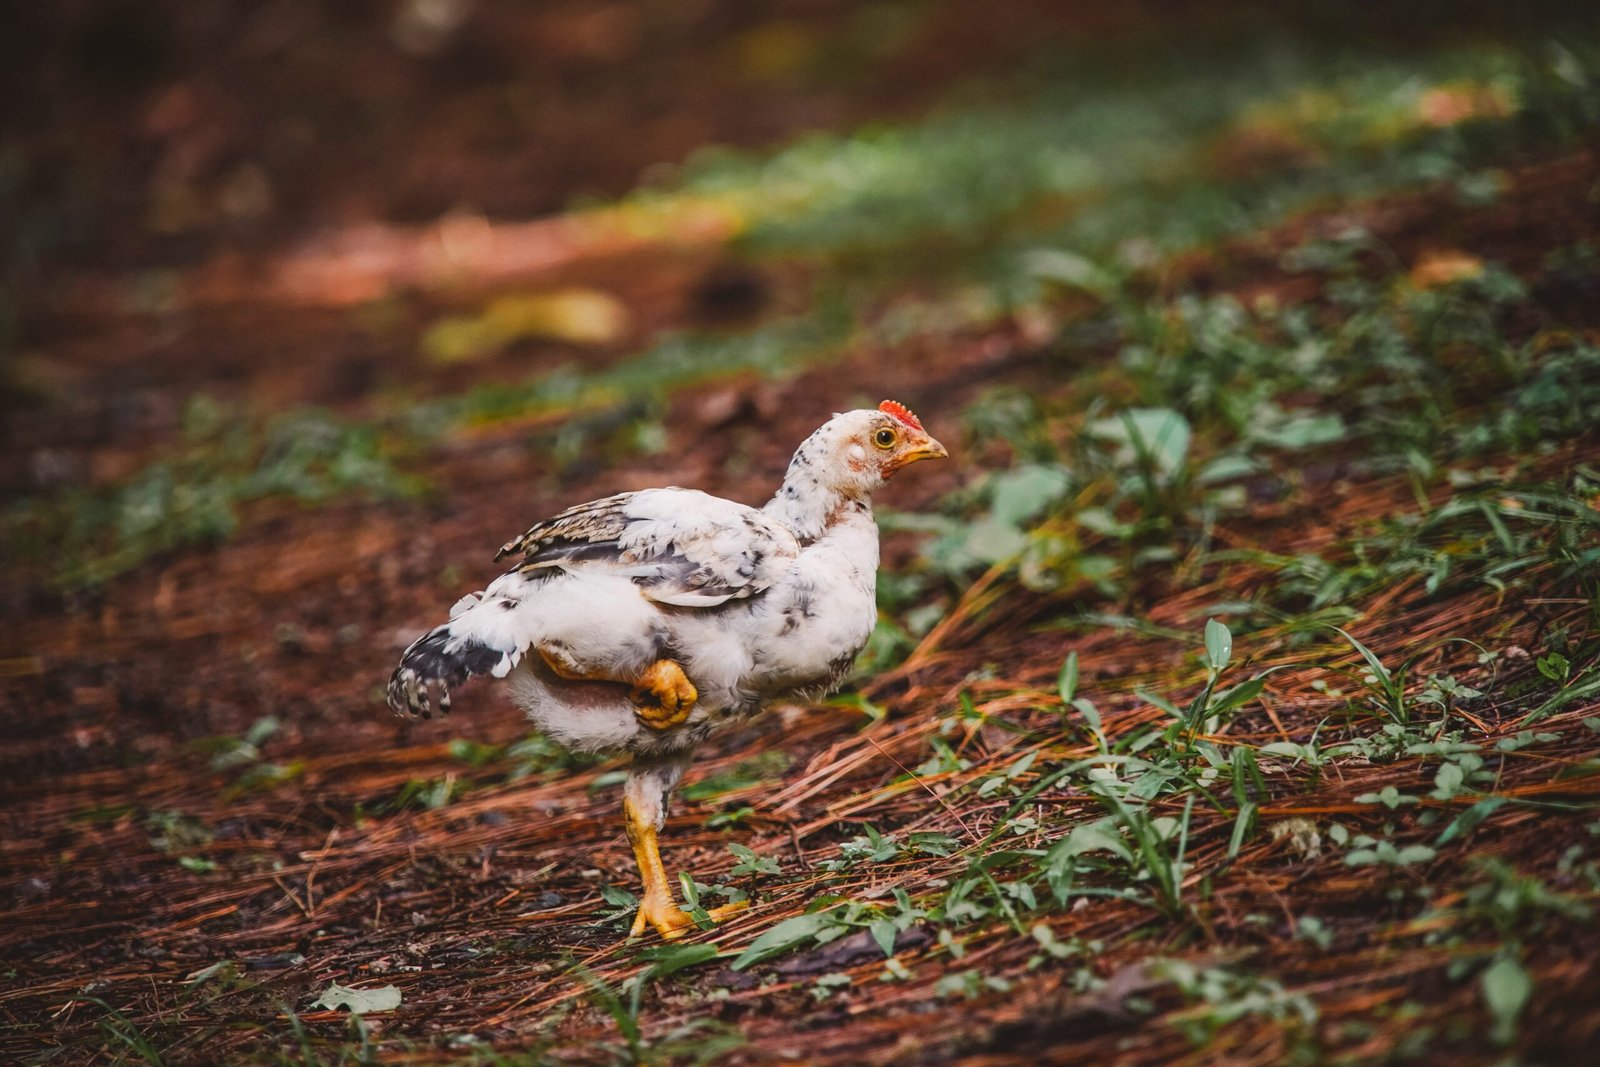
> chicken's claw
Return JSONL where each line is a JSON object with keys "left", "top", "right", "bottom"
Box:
{"left": 630, "top": 659, "right": 697, "bottom": 730}
{"left": 630, "top": 897, "right": 750, "bottom": 940}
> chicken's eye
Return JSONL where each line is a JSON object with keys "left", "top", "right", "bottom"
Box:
{"left": 873, "top": 427, "right": 898, "bottom": 449}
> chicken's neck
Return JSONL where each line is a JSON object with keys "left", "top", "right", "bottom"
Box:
{"left": 763, "top": 466, "right": 873, "bottom": 545}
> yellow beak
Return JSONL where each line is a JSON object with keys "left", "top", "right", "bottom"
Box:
{"left": 887, "top": 436, "right": 948, "bottom": 475}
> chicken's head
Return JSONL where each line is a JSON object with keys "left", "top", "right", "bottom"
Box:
{"left": 798, "top": 400, "right": 947, "bottom": 497}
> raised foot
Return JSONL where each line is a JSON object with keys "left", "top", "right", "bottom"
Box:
{"left": 629, "top": 896, "right": 750, "bottom": 940}
{"left": 630, "top": 659, "right": 698, "bottom": 730}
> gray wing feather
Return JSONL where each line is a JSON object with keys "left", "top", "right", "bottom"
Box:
{"left": 496, "top": 487, "right": 797, "bottom": 607}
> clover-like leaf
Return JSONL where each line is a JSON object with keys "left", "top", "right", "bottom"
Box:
{"left": 311, "top": 982, "right": 402, "bottom": 1015}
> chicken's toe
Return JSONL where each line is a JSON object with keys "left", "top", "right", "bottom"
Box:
{"left": 630, "top": 895, "right": 748, "bottom": 940}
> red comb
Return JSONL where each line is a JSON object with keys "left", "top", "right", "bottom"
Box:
{"left": 879, "top": 400, "right": 924, "bottom": 432}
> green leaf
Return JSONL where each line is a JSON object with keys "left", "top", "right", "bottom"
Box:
{"left": 1481, "top": 956, "right": 1532, "bottom": 1045}
{"left": 1253, "top": 411, "right": 1346, "bottom": 451}
{"left": 244, "top": 715, "right": 281, "bottom": 748}
{"left": 1204, "top": 619, "right": 1233, "bottom": 672}
{"left": 1528, "top": 669, "right": 1600, "bottom": 721}
{"left": 1137, "top": 688, "right": 1185, "bottom": 720}
{"left": 731, "top": 910, "right": 839, "bottom": 970}
{"left": 728, "top": 842, "right": 781, "bottom": 876}
{"left": 1006, "top": 750, "right": 1039, "bottom": 780}
{"left": 1087, "top": 408, "right": 1192, "bottom": 480}
{"left": 963, "top": 516, "right": 1029, "bottom": 564}
{"left": 990, "top": 464, "right": 1071, "bottom": 526}
{"left": 310, "top": 983, "right": 402, "bottom": 1015}
{"left": 1209, "top": 677, "right": 1266, "bottom": 717}
{"left": 589, "top": 769, "right": 630, "bottom": 791}
{"left": 1357, "top": 786, "right": 1418, "bottom": 809}
{"left": 1229, "top": 745, "right": 1266, "bottom": 808}
{"left": 1057, "top": 651, "right": 1079, "bottom": 706}
{"left": 870, "top": 919, "right": 898, "bottom": 959}
{"left": 638, "top": 942, "right": 721, "bottom": 980}
{"left": 908, "top": 831, "right": 960, "bottom": 857}
{"left": 600, "top": 884, "right": 638, "bottom": 910}
{"left": 1333, "top": 627, "right": 1391, "bottom": 687}
{"left": 183, "top": 961, "right": 237, "bottom": 990}
{"left": 1436, "top": 795, "right": 1507, "bottom": 846}
{"left": 1227, "top": 801, "right": 1258, "bottom": 861}
{"left": 1431, "top": 762, "right": 1465, "bottom": 800}
{"left": 1393, "top": 844, "right": 1436, "bottom": 865}
{"left": 1073, "top": 699, "right": 1102, "bottom": 735}
{"left": 1021, "top": 248, "right": 1117, "bottom": 295}
{"left": 1052, "top": 816, "right": 1133, "bottom": 863}
{"left": 1196, "top": 454, "right": 1260, "bottom": 484}
{"left": 1477, "top": 501, "right": 1518, "bottom": 556}
{"left": 1536, "top": 652, "right": 1570, "bottom": 683}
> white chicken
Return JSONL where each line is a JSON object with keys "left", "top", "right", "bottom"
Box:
{"left": 387, "top": 401, "right": 946, "bottom": 938}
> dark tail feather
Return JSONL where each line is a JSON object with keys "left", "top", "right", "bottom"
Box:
{"left": 386, "top": 626, "right": 508, "bottom": 719}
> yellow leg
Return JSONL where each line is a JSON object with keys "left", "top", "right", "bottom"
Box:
{"left": 622, "top": 794, "right": 748, "bottom": 940}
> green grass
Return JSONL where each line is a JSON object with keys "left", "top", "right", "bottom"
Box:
{"left": 889, "top": 241, "right": 1600, "bottom": 621}
{"left": 3, "top": 401, "right": 427, "bottom": 592}
{"left": 663, "top": 30, "right": 1600, "bottom": 280}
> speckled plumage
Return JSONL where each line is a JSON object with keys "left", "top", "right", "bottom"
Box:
{"left": 386, "top": 402, "right": 946, "bottom": 938}
{"left": 388, "top": 406, "right": 940, "bottom": 742}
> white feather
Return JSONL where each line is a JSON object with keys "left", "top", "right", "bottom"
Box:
{"left": 389, "top": 406, "right": 935, "bottom": 753}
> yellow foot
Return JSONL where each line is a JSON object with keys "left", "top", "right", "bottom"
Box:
{"left": 630, "top": 659, "right": 697, "bottom": 730}
{"left": 629, "top": 896, "right": 750, "bottom": 940}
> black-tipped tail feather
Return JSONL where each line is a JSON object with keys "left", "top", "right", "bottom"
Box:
{"left": 387, "top": 626, "right": 511, "bottom": 719}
